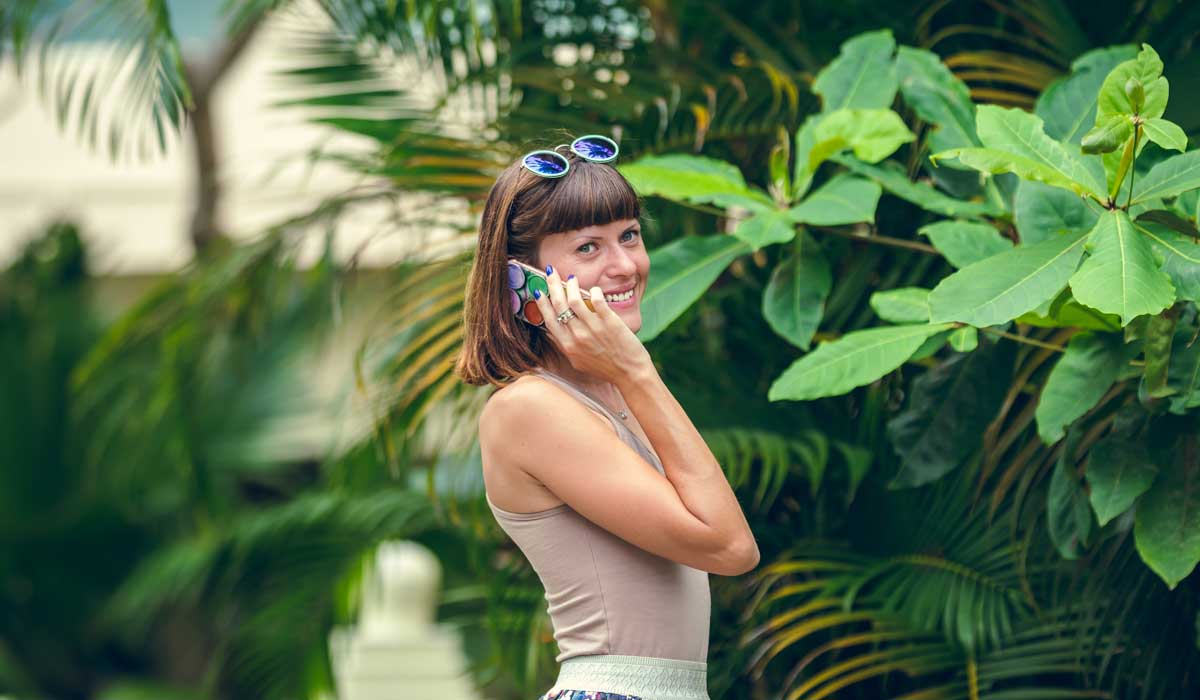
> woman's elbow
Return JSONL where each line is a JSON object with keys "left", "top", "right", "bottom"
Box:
{"left": 712, "top": 536, "right": 760, "bottom": 576}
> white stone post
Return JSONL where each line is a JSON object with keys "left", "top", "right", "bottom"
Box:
{"left": 329, "top": 540, "right": 480, "bottom": 700}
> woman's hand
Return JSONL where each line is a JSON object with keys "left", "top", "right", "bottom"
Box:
{"left": 533, "top": 267, "right": 653, "bottom": 385}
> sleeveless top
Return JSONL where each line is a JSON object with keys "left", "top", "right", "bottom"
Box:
{"left": 483, "top": 367, "right": 711, "bottom": 663}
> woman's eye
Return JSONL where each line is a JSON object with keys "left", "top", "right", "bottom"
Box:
{"left": 577, "top": 231, "right": 638, "bottom": 254}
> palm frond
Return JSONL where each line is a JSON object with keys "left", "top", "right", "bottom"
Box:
{"left": 68, "top": 232, "right": 347, "bottom": 520}
{"left": 700, "top": 427, "right": 873, "bottom": 511}
{"left": 100, "top": 489, "right": 434, "bottom": 699}
{"left": 0, "top": 0, "right": 193, "bottom": 161}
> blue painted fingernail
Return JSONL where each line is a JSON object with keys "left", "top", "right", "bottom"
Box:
{"left": 545, "top": 264, "right": 553, "bottom": 275}
{"left": 533, "top": 289, "right": 541, "bottom": 299}
{"left": 567, "top": 273, "right": 574, "bottom": 280}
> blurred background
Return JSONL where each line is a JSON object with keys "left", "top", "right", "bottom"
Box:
{"left": 2, "top": 1, "right": 1199, "bottom": 699}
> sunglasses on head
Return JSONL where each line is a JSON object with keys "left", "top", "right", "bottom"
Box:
{"left": 521, "top": 134, "right": 619, "bottom": 178}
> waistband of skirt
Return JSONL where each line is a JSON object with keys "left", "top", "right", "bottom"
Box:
{"left": 548, "top": 654, "right": 709, "bottom": 699}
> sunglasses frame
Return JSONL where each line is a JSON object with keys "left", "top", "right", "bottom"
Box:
{"left": 520, "top": 134, "right": 620, "bottom": 179}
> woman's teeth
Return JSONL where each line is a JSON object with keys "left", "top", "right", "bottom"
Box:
{"left": 605, "top": 289, "right": 634, "bottom": 302}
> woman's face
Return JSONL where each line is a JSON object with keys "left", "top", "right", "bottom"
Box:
{"left": 535, "top": 217, "right": 649, "bottom": 333}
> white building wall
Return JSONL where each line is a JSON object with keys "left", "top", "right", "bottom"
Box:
{"left": 0, "top": 2, "right": 472, "bottom": 275}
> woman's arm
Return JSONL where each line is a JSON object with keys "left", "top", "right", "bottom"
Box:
{"left": 522, "top": 269, "right": 759, "bottom": 574}
{"left": 483, "top": 376, "right": 759, "bottom": 576}
{"left": 616, "top": 363, "right": 759, "bottom": 573}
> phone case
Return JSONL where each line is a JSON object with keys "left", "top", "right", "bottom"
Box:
{"left": 506, "top": 258, "right": 594, "bottom": 327}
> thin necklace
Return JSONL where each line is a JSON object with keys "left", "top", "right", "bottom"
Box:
{"left": 542, "top": 368, "right": 628, "bottom": 420}
{"left": 581, "top": 383, "right": 630, "bottom": 421}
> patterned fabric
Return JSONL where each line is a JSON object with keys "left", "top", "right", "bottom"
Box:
{"left": 538, "top": 691, "right": 643, "bottom": 700}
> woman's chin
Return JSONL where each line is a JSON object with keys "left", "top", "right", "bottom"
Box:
{"left": 619, "top": 307, "right": 642, "bottom": 334}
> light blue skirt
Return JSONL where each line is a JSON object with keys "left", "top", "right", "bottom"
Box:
{"left": 538, "top": 654, "right": 710, "bottom": 700}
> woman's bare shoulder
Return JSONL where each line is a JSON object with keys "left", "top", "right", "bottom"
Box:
{"left": 482, "top": 373, "right": 612, "bottom": 436}
{"left": 479, "top": 374, "right": 613, "bottom": 513}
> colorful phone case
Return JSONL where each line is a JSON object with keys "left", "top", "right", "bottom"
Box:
{"left": 506, "top": 258, "right": 593, "bottom": 327}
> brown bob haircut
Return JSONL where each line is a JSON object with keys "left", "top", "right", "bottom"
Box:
{"left": 454, "top": 146, "right": 643, "bottom": 388}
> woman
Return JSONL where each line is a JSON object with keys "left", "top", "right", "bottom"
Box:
{"left": 455, "top": 135, "right": 759, "bottom": 700}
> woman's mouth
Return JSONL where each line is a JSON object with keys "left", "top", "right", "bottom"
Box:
{"left": 603, "top": 285, "right": 638, "bottom": 309}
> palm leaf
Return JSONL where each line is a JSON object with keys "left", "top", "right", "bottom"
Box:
{"left": 0, "top": 0, "right": 195, "bottom": 161}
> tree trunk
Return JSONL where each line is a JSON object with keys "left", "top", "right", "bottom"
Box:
{"left": 182, "top": 14, "right": 266, "bottom": 256}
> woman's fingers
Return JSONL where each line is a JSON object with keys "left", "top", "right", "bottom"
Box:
{"left": 533, "top": 270, "right": 563, "bottom": 338}
{"left": 545, "top": 266, "right": 567, "bottom": 313}
{"left": 564, "top": 275, "right": 601, "bottom": 333}
{"left": 587, "top": 285, "right": 613, "bottom": 318}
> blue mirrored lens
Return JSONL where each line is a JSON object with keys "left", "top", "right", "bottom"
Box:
{"left": 523, "top": 152, "right": 568, "bottom": 176}
{"left": 572, "top": 137, "right": 616, "bottom": 160}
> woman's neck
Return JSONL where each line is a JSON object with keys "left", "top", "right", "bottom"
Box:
{"left": 538, "top": 356, "right": 618, "bottom": 402}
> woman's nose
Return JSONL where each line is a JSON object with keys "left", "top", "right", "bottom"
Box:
{"left": 608, "top": 249, "right": 638, "bottom": 275}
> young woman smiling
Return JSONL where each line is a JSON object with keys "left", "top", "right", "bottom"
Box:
{"left": 456, "top": 136, "right": 759, "bottom": 700}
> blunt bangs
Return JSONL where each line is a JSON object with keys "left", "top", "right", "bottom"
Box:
{"left": 509, "top": 157, "right": 641, "bottom": 237}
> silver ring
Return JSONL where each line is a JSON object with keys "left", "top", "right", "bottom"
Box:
{"left": 556, "top": 308, "right": 576, "bottom": 324}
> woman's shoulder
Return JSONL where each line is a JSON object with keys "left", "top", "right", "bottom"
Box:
{"left": 480, "top": 372, "right": 613, "bottom": 442}
{"left": 484, "top": 372, "right": 551, "bottom": 409}
{"left": 479, "top": 373, "right": 614, "bottom": 514}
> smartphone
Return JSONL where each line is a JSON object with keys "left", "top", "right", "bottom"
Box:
{"left": 506, "top": 258, "right": 594, "bottom": 327}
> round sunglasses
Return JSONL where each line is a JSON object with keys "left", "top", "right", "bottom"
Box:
{"left": 521, "top": 134, "right": 619, "bottom": 178}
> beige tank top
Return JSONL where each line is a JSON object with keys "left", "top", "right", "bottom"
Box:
{"left": 484, "top": 367, "right": 711, "bottom": 663}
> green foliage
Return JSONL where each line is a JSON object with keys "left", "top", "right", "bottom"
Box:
{"left": 929, "top": 229, "right": 1090, "bottom": 327}
{"left": 14, "top": 5, "right": 1200, "bottom": 698}
{"left": 619, "top": 29, "right": 1200, "bottom": 595}
{"left": 761, "top": 235, "right": 831, "bottom": 350}
{"left": 934, "top": 105, "right": 1106, "bottom": 200}
{"left": 807, "top": 108, "right": 915, "bottom": 171}
{"left": 768, "top": 323, "right": 955, "bottom": 402}
{"left": 785, "top": 174, "right": 882, "bottom": 227}
{"left": 812, "top": 30, "right": 898, "bottom": 112}
{"left": 885, "top": 341, "right": 1015, "bottom": 489}
{"left": 1085, "top": 437, "right": 1158, "bottom": 527}
{"left": 1047, "top": 426, "right": 1094, "bottom": 560}
{"left": 1134, "top": 431, "right": 1200, "bottom": 589}
{"left": 870, "top": 287, "right": 931, "bottom": 324}
{"left": 1034, "top": 331, "right": 1131, "bottom": 444}
{"left": 634, "top": 234, "right": 750, "bottom": 343}
{"left": 1069, "top": 210, "right": 1176, "bottom": 325}
{"left": 0, "top": 0, "right": 198, "bottom": 161}
{"left": 1131, "top": 150, "right": 1200, "bottom": 203}
{"left": 617, "top": 154, "right": 775, "bottom": 211}
{"left": 895, "top": 46, "right": 978, "bottom": 154}
{"left": 918, "top": 220, "right": 1013, "bottom": 269}
{"left": 834, "top": 155, "right": 1004, "bottom": 218}
{"left": 742, "top": 469, "right": 1193, "bottom": 699}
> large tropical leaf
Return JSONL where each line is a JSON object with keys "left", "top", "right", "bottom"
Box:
{"left": 886, "top": 339, "right": 1015, "bottom": 488}
{"left": 762, "top": 237, "right": 831, "bottom": 350}
{"left": 928, "top": 229, "right": 1090, "bottom": 328}
{"left": 786, "top": 174, "right": 882, "bottom": 226}
{"left": 1131, "top": 150, "right": 1200, "bottom": 204}
{"left": 812, "top": 29, "right": 898, "bottom": 111}
{"left": 1085, "top": 436, "right": 1158, "bottom": 527}
{"left": 636, "top": 234, "right": 750, "bottom": 343}
{"left": 1067, "top": 210, "right": 1175, "bottom": 326}
{"left": 1035, "top": 331, "right": 1130, "bottom": 444}
{"left": 932, "top": 105, "right": 1106, "bottom": 201}
{"left": 918, "top": 220, "right": 1012, "bottom": 269}
{"left": 895, "top": 45, "right": 979, "bottom": 153}
{"left": 768, "top": 323, "right": 955, "bottom": 402}
{"left": 1134, "top": 434, "right": 1200, "bottom": 589}
{"left": 1036, "top": 46, "right": 1137, "bottom": 145}
{"left": 832, "top": 155, "right": 1004, "bottom": 219}
{"left": 1012, "top": 180, "right": 1099, "bottom": 246}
